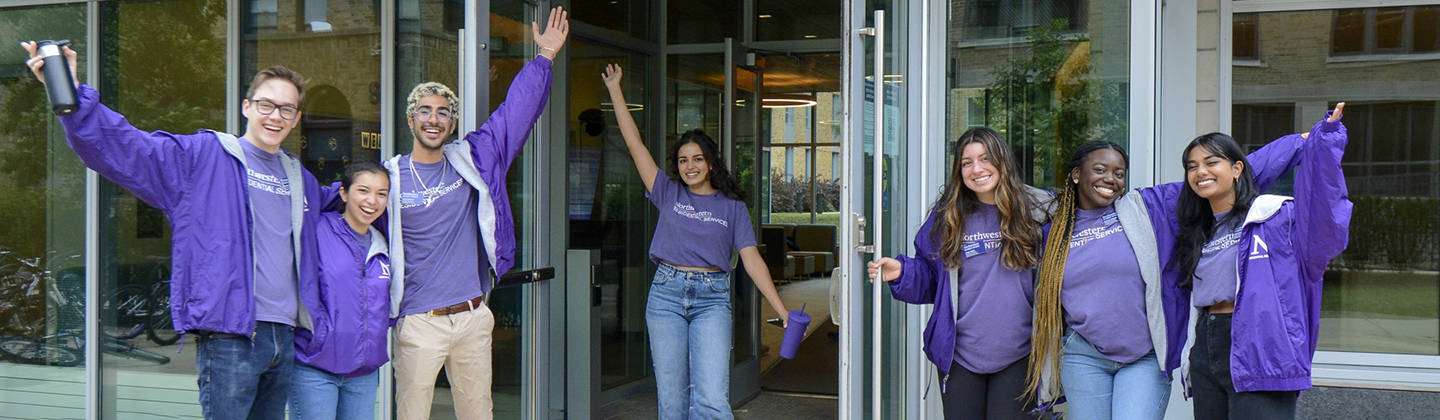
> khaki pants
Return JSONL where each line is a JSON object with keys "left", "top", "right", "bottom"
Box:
{"left": 394, "top": 303, "right": 495, "bottom": 420}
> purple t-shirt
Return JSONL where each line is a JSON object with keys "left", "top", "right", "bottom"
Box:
{"left": 1059, "top": 206, "right": 1151, "bottom": 363}
{"left": 1193, "top": 211, "right": 1244, "bottom": 308}
{"left": 646, "top": 172, "right": 756, "bottom": 272}
{"left": 397, "top": 155, "right": 487, "bottom": 316}
{"left": 241, "top": 140, "right": 298, "bottom": 326}
{"left": 951, "top": 204, "right": 1035, "bottom": 374}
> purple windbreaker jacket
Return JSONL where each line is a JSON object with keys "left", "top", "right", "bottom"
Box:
{"left": 887, "top": 187, "right": 1052, "bottom": 379}
{"left": 295, "top": 212, "right": 390, "bottom": 377}
{"left": 60, "top": 85, "right": 330, "bottom": 337}
{"left": 382, "top": 56, "right": 551, "bottom": 317}
{"left": 1141, "top": 114, "right": 1349, "bottom": 393}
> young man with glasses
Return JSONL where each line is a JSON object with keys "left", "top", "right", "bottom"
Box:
{"left": 23, "top": 42, "right": 328, "bottom": 420}
{"left": 383, "top": 8, "right": 567, "bottom": 419}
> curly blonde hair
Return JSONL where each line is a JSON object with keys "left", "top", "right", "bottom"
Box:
{"left": 405, "top": 82, "right": 460, "bottom": 124}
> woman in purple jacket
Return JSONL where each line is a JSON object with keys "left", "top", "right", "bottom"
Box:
{"left": 1172, "top": 104, "right": 1349, "bottom": 420}
{"left": 291, "top": 160, "right": 393, "bottom": 420}
{"left": 868, "top": 127, "right": 1049, "bottom": 419}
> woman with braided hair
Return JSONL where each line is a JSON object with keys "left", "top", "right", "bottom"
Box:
{"left": 1025, "top": 142, "right": 1171, "bottom": 420}
{"left": 868, "top": 127, "right": 1050, "bottom": 419}
{"left": 1026, "top": 103, "right": 1349, "bottom": 420}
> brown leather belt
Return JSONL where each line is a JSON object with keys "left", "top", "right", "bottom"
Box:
{"left": 428, "top": 295, "right": 485, "bottom": 317}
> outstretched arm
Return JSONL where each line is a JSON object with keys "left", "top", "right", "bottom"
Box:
{"left": 24, "top": 41, "right": 195, "bottom": 211}
{"left": 1295, "top": 103, "right": 1351, "bottom": 279}
{"left": 467, "top": 7, "right": 568, "bottom": 168}
{"left": 602, "top": 64, "right": 661, "bottom": 192}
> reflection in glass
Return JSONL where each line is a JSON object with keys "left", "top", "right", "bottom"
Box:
{"left": 0, "top": 5, "right": 88, "bottom": 415}
{"left": 947, "top": 0, "right": 1130, "bottom": 190}
{"left": 668, "top": 0, "right": 738, "bottom": 44}
{"left": 572, "top": 0, "right": 650, "bottom": 41}
{"left": 755, "top": 0, "right": 841, "bottom": 41}
{"left": 1234, "top": 9, "right": 1439, "bottom": 356}
{"left": 569, "top": 40, "right": 653, "bottom": 392}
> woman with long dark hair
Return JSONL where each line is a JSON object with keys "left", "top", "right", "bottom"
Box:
{"left": 868, "top": 127, "right": 1049, "bottom": 419}
{"left": 1167, "top": 104, "right": 1350, "bottom": 419}
{"left": 602, "top": 64, "right": 788, "bottom": 419}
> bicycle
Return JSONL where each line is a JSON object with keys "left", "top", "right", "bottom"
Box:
{"left": 102, "top": 274, "right": 177, "bottom": 346}
{"left": 0, "top": 254, "right": 170, "bottom": 366}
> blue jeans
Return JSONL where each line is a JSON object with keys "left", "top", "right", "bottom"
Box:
{"left": 195, "top": 321, "right": 294, "bottom": 420}
{"left": 646, "top": 262, "right": 734, "bottom": 420}
{"left": 289, "top": 362, "right": 380, "bottom": 420}
{"left": 1060, "top": 331, "right": 1171, "bottom": 420}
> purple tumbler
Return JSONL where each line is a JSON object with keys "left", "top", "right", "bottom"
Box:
{"left": 779, "top": 303, "right": 811, "bottom": 360}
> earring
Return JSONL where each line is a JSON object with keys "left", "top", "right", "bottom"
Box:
{"left": 1072, "top": 178, "right": 1079, "bottom": 184}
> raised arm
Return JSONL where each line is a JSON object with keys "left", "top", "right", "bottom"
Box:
{"left": 602, "top": 64, "right": 661, "bottom": 192}
{"left": 1295, "top": 103, "right": 1351, "bottom": 279}
{"left": 465, "top": 7, "right": 568, "bottom": 168}
{"left": 24, "top": 42, "right": 194, "bottom": 211}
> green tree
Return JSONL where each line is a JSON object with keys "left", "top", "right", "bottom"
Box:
{"left": 986, "top": 19, "right": 1128, "bottom": 189}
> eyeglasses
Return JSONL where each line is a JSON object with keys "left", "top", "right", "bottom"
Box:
{"left": 250, "top": 99, "right": 300, "bottom": 120}
{"left": 415, "top": 107, "right": 453, "bottom": 123}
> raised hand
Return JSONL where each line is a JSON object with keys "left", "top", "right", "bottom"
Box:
{"left": 1302, "top": 102, "right": 1345, "bottom": 139}
{"left": 20, "top": 41, "right": 79, "bottom": 89}
{"left": 602, "top": 64, "right": 622, "bottom": 90}
{"left": 534, "top": 7, "right": 569, "bottom": 61}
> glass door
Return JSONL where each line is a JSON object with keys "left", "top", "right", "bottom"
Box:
{"left": 725, "top": 38, "right": 764, "bottom": 405}
{"left": 840, "top": 1, "right": 911, "bottom": 418}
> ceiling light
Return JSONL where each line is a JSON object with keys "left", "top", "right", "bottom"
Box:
{"left": 762, "top": 93, "right": 817, "bottom": 108}
{"left": 804, "top": 35, "right": 817, "bottom": 39}
{"left": 759, "top": 14, "right": 772, "bottom": 18}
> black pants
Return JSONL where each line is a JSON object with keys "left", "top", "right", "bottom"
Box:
{"left": 1190, "top": 312, "right": 1298, "bottom": 420}
{"left": 940, "top": 357, "right": 1040, "bottom": 420}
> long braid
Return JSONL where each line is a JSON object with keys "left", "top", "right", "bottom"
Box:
{"left": 1025, "top": 179, "right": 1077, "bottom": 403}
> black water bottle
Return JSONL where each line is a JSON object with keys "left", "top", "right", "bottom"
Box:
{"left": 36, "top": 40, "right": 78, "bottom": 116}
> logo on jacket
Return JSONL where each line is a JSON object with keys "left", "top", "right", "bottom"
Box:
{"left": 1249, "top": 235, "right": 1270, "bottom": 260}
{"left": 379, "top": 261, "right": 391, "bottom": 279}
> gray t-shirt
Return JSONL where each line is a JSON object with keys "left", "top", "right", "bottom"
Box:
{"left": 1060, "top": 206, "right": 1151, "bottom": 363}
{"left": 397, "top": 155, "right": 487, "bottom": 317}
{"left": 1193, "top": 211, "right": 1244, "bottom": 308}
{"left": 646, "top": 172, "right": 756, "bottom": 272}
{"left": 241, "top": 140, "right": 298, "bottom": 326}
{"left": 951, "top": 204, "right": 1035, "bottom": 374}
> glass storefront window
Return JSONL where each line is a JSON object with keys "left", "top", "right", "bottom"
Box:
{"left": 667, "top": 0, "right": 739, "bottom": 44}
{"left": 948, "top": 0, "right": 1130, "bottom": 189}
{"left": 755, "top": 0, "right": 842, "bottom": 41}
{"left": 573, "top": 0, "right": 651, "bottom": 42}
{"left": 96, "top": 0, "right": 227, "bottom": 416}
{"left": 0, "top": 4, "right": 88, "bottom": 416}
{"left": 1233, "top": 8, "right": 1440, "bottom": 356}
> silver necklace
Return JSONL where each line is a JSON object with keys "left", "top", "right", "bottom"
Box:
{"left": 408, "top": 155, "right": 447, "bottom": 207}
